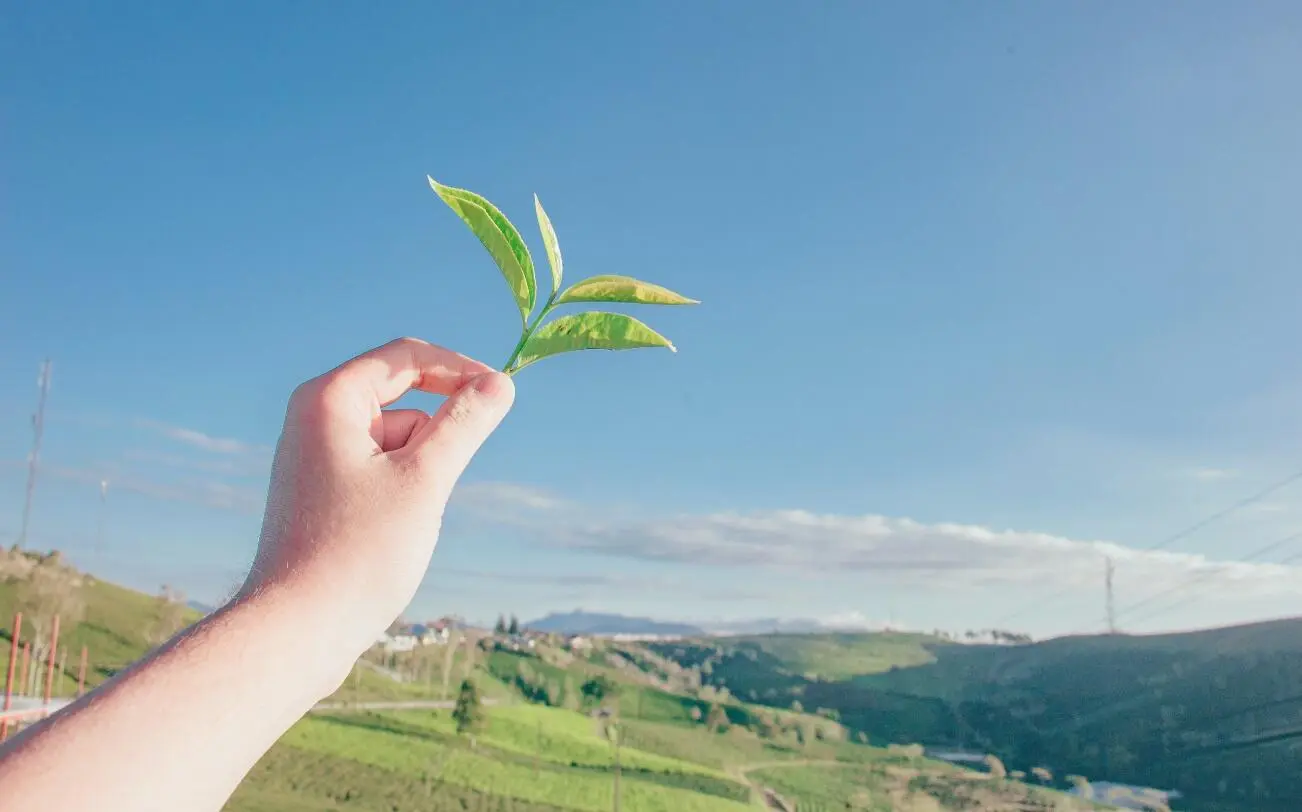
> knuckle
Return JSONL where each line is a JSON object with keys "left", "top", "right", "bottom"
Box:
{"left": 288, "top": 375, "right": 346, "bottom": 418}
{"left": 390, "top": 336, "right": 425, "bottom": 352}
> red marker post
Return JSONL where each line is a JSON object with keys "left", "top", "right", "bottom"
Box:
{"left": 43, "top": 615, "right": 60, "bottom": 705}
{"left": 1, "top": 612, "right": 22, "bottom": 741}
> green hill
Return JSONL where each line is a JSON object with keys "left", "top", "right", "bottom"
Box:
{"left": 653, "top": 622, "right": 1302, "bottom": 812}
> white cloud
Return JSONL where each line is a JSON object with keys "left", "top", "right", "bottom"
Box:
{"left": 136, "top": 419, "right": 271, "bottom": 457}
{"left": 451, "top": 481, "right": 566, "bottom": 513}
{"left": 818, "top": 611, "right": 889, "bottom": 631}
{"left": 524, "top": 509, "right": 1302, "bottom": 599}
{"left": 444, "top": 483, "right": 1302, "bottom": 601}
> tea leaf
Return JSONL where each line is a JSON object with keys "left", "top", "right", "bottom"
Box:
{"left": 511, "top": 312, "right": 676, "bottom": 372}
{"left": 556, "top": 275, "right": 698, "bottom": 306}
{"left": 534, "top": 194, "right": 563, "bottom": 295}
{"left": 428, "top": 177, "right": 536, "bottom": 324}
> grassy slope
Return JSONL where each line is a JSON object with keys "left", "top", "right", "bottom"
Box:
{"left": 229, "top": 702, "right": 1100, "bottom": 812}
{"left": 4, "top": 567, "right": 1109, "bottom": 811}
{"left": 736, "top": 632, "right": 939, "bottom": 680}
{"left": 229, "top": 706, "right": 755, "bottom": 812}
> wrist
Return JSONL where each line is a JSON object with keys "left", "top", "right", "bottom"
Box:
{"left": 224, "top": 579, "right": 368, "bottom": 701}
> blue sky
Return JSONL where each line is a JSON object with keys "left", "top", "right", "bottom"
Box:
{"left": 3, "top": 2, "right": 1301, "bottom": 636}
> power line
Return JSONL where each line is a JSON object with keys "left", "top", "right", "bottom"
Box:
{"left": 995, "top": 467, "right": 1302, "bottom": 625}
{"left": 1118, "top": 529, "right": 1302, "bottom": 626}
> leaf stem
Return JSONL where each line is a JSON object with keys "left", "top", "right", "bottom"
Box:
{"left": 502, "top": 291, "right": 559, "bottom": 374}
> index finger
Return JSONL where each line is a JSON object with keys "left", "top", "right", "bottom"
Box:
{"left": 322, "top": 337, "right": 496, "bottom": 408}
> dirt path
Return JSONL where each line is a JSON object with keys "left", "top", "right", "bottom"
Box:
{"left": 732, "top": 759, "right": 843, "bottom": 810}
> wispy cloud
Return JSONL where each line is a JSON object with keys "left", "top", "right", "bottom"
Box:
{"left": 443, "top": 482, "right": 1302, "bottom": 600}
{"left": 451, "top": 481, "right": 567, "bottom": 513}
{"left": 122, "top": 449, "right": 270, "bottom": 478}
{"left": 7, "top": 460, "right": 266, "bottom": 516}
{"left": 1183, "top": 467, "right": 1240, "bottom": 482}
{"left": 136, "top": 419, "right": 271, "bottom": 457}
{"left": 548, "top": 509, "right": 1302, "bottom": 594}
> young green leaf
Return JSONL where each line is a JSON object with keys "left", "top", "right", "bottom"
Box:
{"left": 510, "top": 312, "right": 676, "bottom": 372}
{"left": 428, "top": 176, "right": 536, "bottom": 324}
{"left": 555, "top": 275, "right": 699, "bottom": 306}
{"left": 534, "top": 194, "right": 563, "bottom": 296}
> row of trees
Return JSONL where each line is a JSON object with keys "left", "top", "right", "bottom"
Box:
{"left": 493, "top": 615, "right": 521, "bottom": 635}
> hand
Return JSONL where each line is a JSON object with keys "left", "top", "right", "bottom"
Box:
{"left": 243, "top": 337, "right": 514, "bottom": 664}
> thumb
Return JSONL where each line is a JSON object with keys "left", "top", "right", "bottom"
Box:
{"left": 406, "top": 371, "right": 515, "bottom": 491}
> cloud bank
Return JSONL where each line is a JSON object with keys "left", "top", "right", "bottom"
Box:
{"left": 456, "top": 485, "right": 1302, "bottom": 599}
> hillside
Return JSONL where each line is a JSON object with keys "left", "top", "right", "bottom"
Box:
{"left": 1, "top": 556, "right": 1104, "bottom": 811}
{"left": 0, "top": 548, "right": 202, "bottom": 693}
{"left": 652, "top": 621, "right": 1302, "bottom": 812}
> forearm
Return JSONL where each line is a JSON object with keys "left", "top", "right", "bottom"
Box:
{"left": 0, "top": 584, "right": 356, "bottom": 812}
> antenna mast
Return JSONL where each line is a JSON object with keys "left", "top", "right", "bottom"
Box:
{"left": 17, "top": 359, "right": 52, "bottom": 550}
{"left": 1105, "top": 556, "right": 1117, "bottom": 634}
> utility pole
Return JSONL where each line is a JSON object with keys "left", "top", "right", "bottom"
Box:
{"left": 17, "top": 360, "right": 52, "bottom": 550}
{"left": 611, "top": 721, "right": 623, "bottom": 812}
{"left": 1105, "top": 557, "right": 1117, "bottom": 635}
{"left": 96, "top": 479, "right": 109, "bottom": 558}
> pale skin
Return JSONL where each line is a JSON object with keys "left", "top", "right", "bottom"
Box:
{"left": 0, "top": 337, "right": 516, "bottom": 812}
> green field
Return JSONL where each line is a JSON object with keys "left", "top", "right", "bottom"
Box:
{"left": 229, "top": 705, "right": 755, "bottom": 812}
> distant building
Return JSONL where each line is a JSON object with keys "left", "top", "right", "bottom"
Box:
{"left": 378, "top": 632, "right": 419, "bottom": 653}
{"left": 609, "top": 632, "right": 686, "bottom": 642}
{"left": 565, "top": 635, "right": 592, "bottom": 652}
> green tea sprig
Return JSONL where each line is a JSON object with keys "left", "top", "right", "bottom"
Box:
{"left": 428, "top": 177, "right": 698, "bottom": 375}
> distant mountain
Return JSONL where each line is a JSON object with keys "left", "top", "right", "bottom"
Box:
{"left": 187, "top": 600, "right": 216, "bottom": 615}
{"left": 525, "top": 611, "right": 704, "bottom": 637}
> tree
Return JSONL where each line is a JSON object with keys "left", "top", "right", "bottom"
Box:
{"left": 12, "top": 558, "right": 85, "bottom": 668}
{"left": 508, "top": 614, "right": 520, "bottom": 635}
{"left": 452, "top": 679, "right": 485, "bottom": 734}
{"left": 580, "top": 675, "right": 617, "bottom": 707}
{"left": 494, "top": 615, "right": 507, "bottom": 634}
